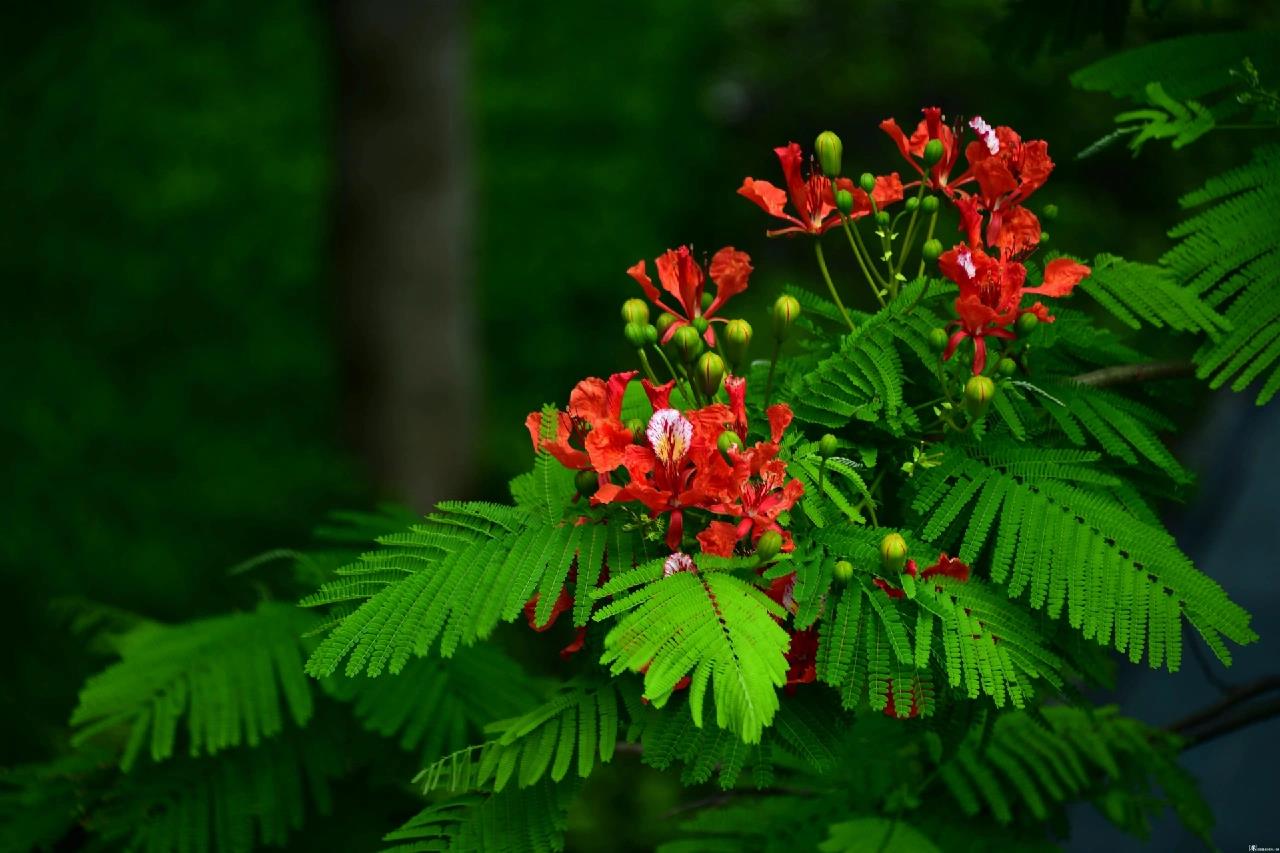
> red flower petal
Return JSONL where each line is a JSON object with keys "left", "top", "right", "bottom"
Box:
{"left": 707, "top": 247, "right": 752, "bottom": 314}
{"left": 642, "top": 378, "right": 676, "bottom": 410}
{"left": 585, "top": 419, "right": 636, "bottom": 473}
{"left": 696, "top": 520, "right": 741, "bottom": 557}
{"left": 766, "top": 403, "right": 793, "bottom": 443}
{"left": 1024, "top": 258, "right": 1091, "bottom": 297}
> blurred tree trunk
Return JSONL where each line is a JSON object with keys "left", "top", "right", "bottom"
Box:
{"left": 330, "top": 0, "right": 477, "bottom": 512}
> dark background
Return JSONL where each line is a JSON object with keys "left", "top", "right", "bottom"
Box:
{"left": 2, "top": 1, "right": 1277, "bottom": 849}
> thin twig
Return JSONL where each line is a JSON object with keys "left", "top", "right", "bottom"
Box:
{"left": 1071, "top": 360, "right": 1195, "bottom": 388}
{"left": 1178, "top": 698, "right": 1280, "bottom": 749}
{"left": 1168, "top": 675, "right": 1280, "bottom": 738}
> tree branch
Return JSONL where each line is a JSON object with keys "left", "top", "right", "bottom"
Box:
{"left": 1071, "top": 360, "right": 1195, "bottom": 388}
{"left": 1072, "top": 360, "right": 1196, "bottom": 387}
{"left": 1168, "top": 675, "right": 1280, "bottom": 748}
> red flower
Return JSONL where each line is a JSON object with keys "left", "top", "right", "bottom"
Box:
{"left": 525, "top": 371, "right": 638, "bottom": 472}
{"left": 783, "top": 627, "right": 819, "bottom": 691}
{"left": 627, "top": 246, "right": 751, "bottom": 346}
{"left": 875, "top": 553, "right": 973, "bottom": 599}
{"left": 739, "top": 142, "right": 902, "bottom": 237}
{"left": 880, "top": 106, "right": 963, "bottom": 193}
{"left": 962, "top": 117, "right": 1054, "bottom": 247}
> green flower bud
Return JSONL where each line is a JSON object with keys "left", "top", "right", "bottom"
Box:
{"left": 922, "top": 238, "right": 943, "bottom": 263}
{"left": 928, "top": 327, "right": 949, "bottom": 352}
{"left": 859, "top": 172, "right": 876, "bottom": 194}
{"left": 717, "top": 429, "right": 743, "bottom": 457}
{"left": 964, "top": 374, "right": 996, "bottom": 419}
{"left": 656, "top": 313, "right": 677, "bottom": 337}
{"left": 695, "top": 351, "right": 726, "bottom": 397}
{"left": 997, "top": 358, "right": 1017, "bottom": 377}
{"left": 923, "top": 138, "right": 944, "bottom": 167}
{"left": 724, "top": 318, "right": 752, "bottom": 368}
{"left": 834, "top": 559, "right": 855, "bottom": 583}
{"left": 643, "top": 324, "right": 659, "bottom": 346}
{"left": 624, "top": 322, "right": 649, "bottom": 349}
{"left": 621, "top": 298, "right": 649, "bottom": 325}
{"left": 1041, "top": 203, "right": 1059, "bottom": 221}
{"left": 773, "top": 295, "right": 801, "bottom": 342}
{"left": 905, "top": 196, "right": 919, "bottom": 212}
{"left": 701, "top": 292, "right": 714, "bottom": 312}
{"left": 626, "top": 418, "right": 645, "bottom": 441}
{"left": 693, "top": 316, "right": 710, "bottom": 334}
{"left": 819, "top": 433, "right": 838, "bottom": 459}
{"left": 835, "top": 188, "right": 854, "bottom": 216}
{"left": 575, "top": 469, "right": 598, "bottom": 496}
{"left": 880, "top": 533, "right": 909, "bottom": 574}
{"left": 1039, "top": 231, "right": 1049, "bottom": 244}
{"left": 672, "top": 324, "right": 703, "bottom": 362}
{"left": 815, "top": 130, "right": 843, "bottom": 177}
{"left": 922, "top": 195, "right": 940, "bottom": 214}
{"left": 1016, "top": 312, "right": 1039, "bottom": 334}
{"left": 756, "top": 530, "right": 784, "bottom": 561}
{"left": 875, "top": 210, "right": 891, "bottom": 227}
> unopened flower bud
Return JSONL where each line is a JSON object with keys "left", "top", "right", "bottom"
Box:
{"left": 1016, "top": 312, "right": 1039, "bottom": 334}
{"left": 696, "top": 351, "right": 726, "bottom": 397}
{"left": 672, "top": 325, "right": 703, "bottom": 362}
{"left": 928, "top": 328, "right": 949, "bottom": 352}
{"left": 1039, "top": 231, "right": 1049, "bottom": 244}
{"left": 834, "top": 559, "right": 855, "bottom": 583}
{"left": 880, "top": 533, "right": 909, "bottom": 574}
{"left": 905, "top": 196, "right": 919, "bottom": 212}
{"left": 964, "top": 374, "right": 996, "bottom": 418}
{"left": 1041, "top": 203, "right": 1059, "bottom": 221}
{"left": 624, "top": 322, "right": 649, "bottom": 349}
{"left": 622, "top": 298, "right": 649, "bottom": 325}
{"left": 717, "top": 430, "right": 743, "bottom": 457}
{"left": 626, "top": 418, "right": 645, "bottom": 441}
{"left": 724, "top": 318, "right": 752, "bottom": 368}
{"left": 656, "top": 313, "right": 677, "bottom": 337}
{"left": 756, "top": 530, "right": 783, "bottom": 561}
{"left": 922, "top": 239, "right": 943, "bottom": 263}
{"left": 773, "top": 295, "right": 801, "bottom": 342}
{"left": 693, "top": 316, "right": 710, "bottom": 334}
{"left": 643, "top": 324, "right": 659, "bottom": 345}
{"left": 859, "top": 172, "right": 876, "bottom": 194}
{"left": 997, "top": 358, "right": 1017, "bottom": 377}
{"left": 835, "top": 188, "right": 854, "bottom": 216}
{"left": 819, "top": 433, "right": 838, "bottom": 459}
{"left": 923, "top": 139, "right": 944, "bottom": 167}
{"left": 875, "top": 210, "right": 891, "bottom": 227}
{"left": 701, "top": 292, "right": 714, "bottom": 312}
{"left": 815, "top": 130, "right": 843, "bottom": 177}
{"left": 922, "top": 196, "right": 940, "bottom": 214}
{"left": 575, "top": 469, "right": 598, "bottom": 496}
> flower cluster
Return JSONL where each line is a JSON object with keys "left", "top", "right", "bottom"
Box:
{"left": 880, "top": 107, "right": 1092, "bottom": 373}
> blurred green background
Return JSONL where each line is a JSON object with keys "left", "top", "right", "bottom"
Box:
{"left": 2, "top": 1, "right": 1276, "bottom": 849}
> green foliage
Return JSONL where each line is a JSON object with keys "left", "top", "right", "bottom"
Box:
{"left": 594, "top": 561, "right": 792, "bottom": 743}
{"left": 71, "top": 603, "right": 317, "bottom": 770}
{"left": 819, "top": 818, "right": 940, "bottom": 853}
{"left": 910, "top": 445, "right": 1257, "bottom": 667}
{"left": 1078, "top": 255, "right": 1225, "bottom": 335}
{"left": 384, "top": 779, "right": 576, "bottom": 853}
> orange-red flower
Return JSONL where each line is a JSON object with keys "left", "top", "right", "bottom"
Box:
{"left": 627, "top": 246, "right": 751, "bottom": 346}
{"left": 880, "top": 106, "right": 963, "bottom": 193}
{"left": 525, "top": 371, "right": 638, "bottom": 472}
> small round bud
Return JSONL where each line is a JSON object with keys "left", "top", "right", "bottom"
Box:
{"left": 1041, "top": 203, "right": 1059, "bottom": 221}
{"left": 621, "top": 298, "right": 649, "bottom": 325}
{"left": 692, "top": 316, "right": 710, "bottom": 334}
{"left": 859, "top": 172, "right": 876, "bottom": 194}
{"left": 815, "top": 130, "right": 843, "bottom": 177}
{"left": 818, "top": 433, "right": 838, "bottom": 459}
{"left": 922, "top": 196, "right": 940, "bottom": 214}
{"left": 922, "top": 239, "right": 943, "bottom": 263}
{"left": 625, "top": 418, "right": 645, "bottom": 440}
{"left": 905, "top": 196, "right": 919, "bottom": 212}
{"left": 773, "top": 295, "right": 801, "bottom": 342}
{"left": 835, "top": 188, "right": 854, "bottom": 216}
{"left": 875, "top": 210, "right": 891, "bottom": 227}
{"left": 695, "top": 351, "right": 726, "bottom": 397}
{"left": 1016, "top": 312, "right": 1039, "bottom": 334}
{"left": 997, "top": 358, "right": 1017, "bottom": 377}
{"left": 880, "top": 533, "right": 909, "bottom": 574}
{"left": 575, "top": 469, "right": 598, "bottom": 496}
{"left": 834, "top": 559, "right": 855, "bottom": 583}
{"left": 701, "top": 292, "right": 714, "bottom": 312}
{"left": 624, "top": 322, "right": 649, "bottom": 349}
{"left": 717, "top": 430, "right": 743, "bottom": 456}
{"left": 756, "top": 530, "right": 784, "bottom": 561}
{"left": 656, "top": 313, "right": 677, "bottom": 337}
{"left": 724, "top": 318, "right": 752, "bottom": 368}
{"left": 643, "top": 324, "right": 659, "bottom": 345}
{"left": 1039, "top": 231, "right": 1049, "bottom": 244}
{"left": 672, "top": 325, "right": 703, "bottom": 362}
{"left": 923, "top": 138, "right": 944, "bottom": 167}
{"left": 964, "top": 374, "right": 996, "bottom": 419}
{"left": 928, "top": 328, "right": 949, "bottom": 352}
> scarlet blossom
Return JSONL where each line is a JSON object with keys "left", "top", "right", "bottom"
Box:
{"left": 961, "top": 116, "right": 1054, "bottom": 247}
{"left": 879, "top": 106, "right": 963, "bottom": 193}
{"left": 627, "top": 245, "right": 751, "bottom": 346}
{"left": 739, "top": 141, "right": 902, "bottom": 237}
{"left": 783, "top": 627, "right": 819, "bottom": 692}
{"left": 525, "top": 371, "right": 638, "bottom": 473}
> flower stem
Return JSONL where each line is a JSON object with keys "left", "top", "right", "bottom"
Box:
{"left": 764, "top": 338, "right": 780, "bottom": 406}
{"left": 838, "top": 215, "right": 887, "bottom": 308}
{"left": 813, "top": 240, "right": 856, "bottom": 331}
{"left": 895, "top": 184, "right": 928, "bottom": 278}
{"left": 637, "top": 349, "right": 660, "bottom": 384}
{"left": 915, "top": 208, "right": 940, "bottom": 279}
